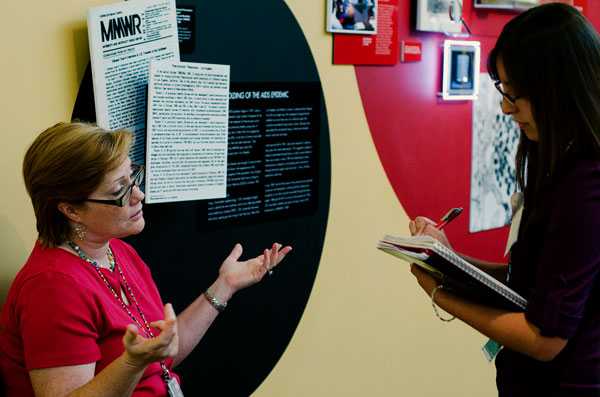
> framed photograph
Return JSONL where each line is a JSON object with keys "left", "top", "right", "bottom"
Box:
{"left": 441, "top": 40, "right": 481, "bottom": 100}
{"left": 327, "top": 0, "right": 377, "bottom": 35}
{"left": 416, "top": 0, "right": 462, "bottom": 33}
{"left": 473, "top": 0, "right": 538, "bottom": 10}
{"left": 333, "top": 0, "right": 399, "bottom": 65}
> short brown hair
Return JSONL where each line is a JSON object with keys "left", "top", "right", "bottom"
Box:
{"left": 23, "top": 122, "right": 133, "bottom": 247}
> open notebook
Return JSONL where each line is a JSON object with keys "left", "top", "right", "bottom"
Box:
{"left": 378, "top": 235, "right": 527, "bottom": 311}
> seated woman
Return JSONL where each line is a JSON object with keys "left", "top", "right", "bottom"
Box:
{"left": 0, "top": 122, "right": 291, "bottom": 397}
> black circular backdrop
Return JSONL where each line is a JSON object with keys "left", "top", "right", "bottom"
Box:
{"left": 72, "top": 1, "right": 330, "bottom": 395}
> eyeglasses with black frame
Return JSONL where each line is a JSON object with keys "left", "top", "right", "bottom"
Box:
{"left": 494, "top": 80, "right": 521, "bottom": 106}
{"left": 85, "top": 164, "right": 144, "bottom": 207}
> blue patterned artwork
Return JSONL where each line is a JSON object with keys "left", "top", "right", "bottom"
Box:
{"left": 470, "top": 74, "right": 520, "bottom": 233}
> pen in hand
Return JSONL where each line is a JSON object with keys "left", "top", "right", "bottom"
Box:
{"left": 436, "top": 207, "right": 463, "bottom": 230}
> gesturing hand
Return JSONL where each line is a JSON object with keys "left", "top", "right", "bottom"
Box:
{"left": 122, "top": 303, "right": 179, "bottom": 369}
{"left": 219, "top": 243, "right": 292, "bottom": 294}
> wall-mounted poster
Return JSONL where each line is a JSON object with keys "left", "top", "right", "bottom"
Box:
{"left": 333, "top": 0, "right": 398, "bottom": 65}
{"left": 470, "top": 74, "right": 520, "bottom": 233}
{"left": 176, "top": 6, "right": 196, "bottom": 54}
{"left": 87, "top": 0, "right": 180, "bottom": 165}
{"left": 327, "top": 0, "right": 377, "bottom": 35}
{"left": 416, "top": 0, "right": 462, "bottom": 33}
{"left": 145, "top": 61, "right": 230, "bottom": 204}
{"left": 198, "top": 82, "right": 321, "bottom": 229}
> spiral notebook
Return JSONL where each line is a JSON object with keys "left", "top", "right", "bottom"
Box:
{"left": 378, "top": 235, "right": 527, "bottom": 311}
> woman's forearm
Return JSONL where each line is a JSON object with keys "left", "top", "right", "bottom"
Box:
{"left": 173, "top": 277, "right": 234, "bottom": 367}
{"left": 173, "top": 243, "right": 286, "bottom": 367}
{"left": 30, "top": 353, "right": 147, "bottom": 397}
{"left": 434, "top": 289, "right": 566, "bottom": 362}
{"left": 68, "top": 354, "right": 146, "bottom": 397}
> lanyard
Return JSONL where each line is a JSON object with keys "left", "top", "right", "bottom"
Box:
{"left": 67, "top": 241, "right": 173, "bottom": 383}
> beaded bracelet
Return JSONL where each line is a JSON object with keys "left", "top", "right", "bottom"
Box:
{"left": 431, "top": 285, "right": 455, "bottom": 322}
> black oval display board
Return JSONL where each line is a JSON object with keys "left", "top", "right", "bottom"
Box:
{"left": 72, "top": 1, "right": 330, "bottom": 395}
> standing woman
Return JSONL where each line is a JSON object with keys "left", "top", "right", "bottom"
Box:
{"left": 0, "top": 122, "right": 291, "bottom": 397}
{"left": 409, "top": 4, "right": 600, "bottom": 396}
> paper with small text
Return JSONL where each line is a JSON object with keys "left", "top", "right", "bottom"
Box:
{"left": 145, "top": 61, "right": 230, "bottom": 203}
{"left": 87, "top": 0, "right": 180, "bottom": 164}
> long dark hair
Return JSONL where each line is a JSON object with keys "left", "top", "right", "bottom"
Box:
{"left": 488, "top": 4, "right": 600, "bottom": 205}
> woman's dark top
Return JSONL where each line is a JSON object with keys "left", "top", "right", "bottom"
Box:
{"left": 496, "top": 159, "right": 600, "bottom": 396}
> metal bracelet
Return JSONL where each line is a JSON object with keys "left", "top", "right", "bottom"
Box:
{"left": 204, "top": 290, "right": 227, "bottom": 312}
{"left": 431, "top": 285, "right": 455, "bottom": 322}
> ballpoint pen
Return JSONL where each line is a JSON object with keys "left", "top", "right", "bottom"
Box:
{"left": 436, "top": 207, "right": 463, "bottom": 230}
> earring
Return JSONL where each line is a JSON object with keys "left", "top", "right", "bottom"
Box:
{"left": 73, "top": 224, "right": 87, "bottom": 241}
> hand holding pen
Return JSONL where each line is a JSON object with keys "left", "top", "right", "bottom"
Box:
{"left": 408, "top": 207, "right": 463, "bottom": 248}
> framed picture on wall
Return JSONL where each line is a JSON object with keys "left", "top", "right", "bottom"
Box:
{"left": 473, "top": 0, "right": 538, "bottom": 10}
{"left": 327, "top": 0, "right": 377, "bottom": 34}
{"left": 441, "top": 40, "right": 480, "bottom": 100}
{"left": 416, "top": 0, "right": 462, "bottom": 33}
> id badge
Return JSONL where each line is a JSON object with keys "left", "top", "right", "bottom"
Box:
{"left": 482, "top": 338, "right": 502, "bottom": 362}
{"left": 166, "top": 377, "right": 184, "bottom": 397}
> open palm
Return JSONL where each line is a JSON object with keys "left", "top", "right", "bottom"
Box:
{"left": 219, "top": 243, "right": 292, "bottom": 292}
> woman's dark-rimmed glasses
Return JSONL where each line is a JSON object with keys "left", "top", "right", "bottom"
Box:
{"left": 85, "top": 164, "right": 144, "bottom": 207}
{"left": 494, "top": 80, "right": 521, "bottom": 106}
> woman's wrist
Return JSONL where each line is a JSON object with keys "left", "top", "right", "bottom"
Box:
{"left": 120, "top": 351, "right": 150, "bottom": 372}
{"left": 208, "top": 276, "right": 235, "bottom": 304}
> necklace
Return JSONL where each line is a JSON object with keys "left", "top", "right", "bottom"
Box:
{"left": 67, "top": 241, "right": 115, "bottom": 271}
{"left": 66, "top": 241, "right": 183, "bottom": 396}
